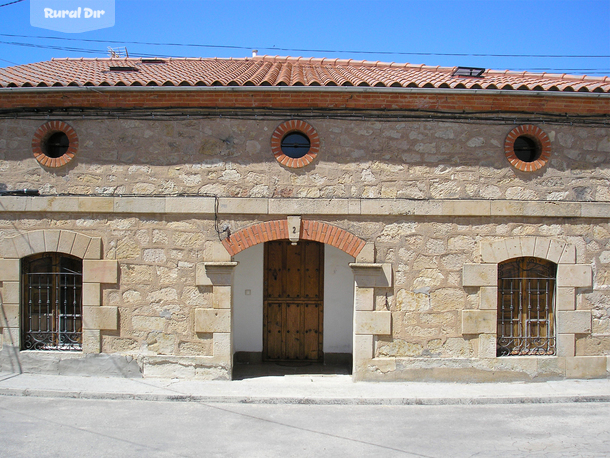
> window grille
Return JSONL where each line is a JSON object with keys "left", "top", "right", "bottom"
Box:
{"left": 497, "top": 257, "right": 556, "bottom": 356}
{"left": 22, "top": 254, "right": 82, "bottom": 351}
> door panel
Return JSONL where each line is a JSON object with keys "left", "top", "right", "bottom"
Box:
{"left": 263, "top": 240, "right": 323, "bottom": 361}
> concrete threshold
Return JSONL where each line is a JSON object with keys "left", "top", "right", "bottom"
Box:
{"left": 0, "top": 372, "right": 609, "bottom": 406}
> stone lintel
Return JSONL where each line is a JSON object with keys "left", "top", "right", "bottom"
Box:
{"left": 462, "top": 310, "right": 496, "bottom": 335}
{"left": 557, "top": 310, "right": 592, "bottom": 334}
{"left": 349, "top": 263, "right": 392, "bottom": 287}
{"left": 355, "top": 311, "right": 391, "bottom": 335}
{"left": 83, "top": 260, "right": 118, "bottom": 284}
{"left": 195, "top": 309, "right": 231, "bottom": 333}
{"left": 196, "top": 262, "right": 238, "bottom": 286}
{"left": 462, "top": 264, "right": 497, "bottom": 287}
{"left": 557, "top": 265, "right": 593, "bottom": 288}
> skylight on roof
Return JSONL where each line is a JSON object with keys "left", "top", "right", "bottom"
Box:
{"left": 452, "top": 67, "right": 485, "bottom": 78}
{"left": 140, "top": 59, "right": 167, "bottom": 64}
{"left": 109, "top": 66, "right": 139, "bottom": 72}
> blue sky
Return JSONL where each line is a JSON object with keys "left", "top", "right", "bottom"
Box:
{"left": 0, "top": 0, "right": 609, "bottom": 76}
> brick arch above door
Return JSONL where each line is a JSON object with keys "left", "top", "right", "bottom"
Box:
{"left": 221, "top": 219, "right": 366, "bottom": 258}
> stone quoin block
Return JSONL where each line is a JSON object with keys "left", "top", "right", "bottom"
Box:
{"left": 556, "top": 287, "right": 576, "bottom": 311}
{"left": 557, "top": 265, "right": 593, "bottom": 288}
{"left": 462, "top": 264, "right": 497, "bottom": 287}
{"left": 557, "top": 334, "right": 576, "bottom": 357}
{"left": 83, "top": 260, "right": 118, "bottom": 284}
{"left": 83, "top": 306, "right": 118, "bottom": 331}
{"left": 478, "top": 334, "right": 496, "bottom": 358}
{"left": 0, "top": 304, "right": 19, "bottom": 328}
{"left": 82, "top": 283, "right": 101, "bottom": 306}
{"left": 1, "top": 281, "right": 20, "bottom": 304}
{"left": 479, "top": 287, "right": 498, "bottom": 310}
{"left": 354, "top": 334, "right": 375, "bottom": 360}
{"left": 195, "top": 309, "right": 231, "bottom": 333}
{"left": 461, "top": 310, "right": 497, "bottom": 335}
{"left": 355, "top": 311, "right": 391, "bottom": 335}
{"left": 557, "top": 311, "right": 592, "bottom": 334}
{"left": 0, "top": 259, "right": 20, "bottom": 281}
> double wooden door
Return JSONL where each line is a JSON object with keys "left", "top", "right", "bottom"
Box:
{"left": 263, "top": 240, "right": 323, "bottom": 361}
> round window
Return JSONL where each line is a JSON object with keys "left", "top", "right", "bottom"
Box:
{"left": 504, "top": 125, "right": 550, "bottom": 172}
{"left": 32, "top": 121, "right": 79, "bottom": 168}
{"left": 513, "top": 136, "right": 540, "bottom": 163}
{"left": 271, "top": 120, "right": 320, "bottom": 168}
{"left": 281, "top": 132, "right": 311, "bottom": 158}
{"left": 44, "top": 132, "right": 70, "bottom": 158}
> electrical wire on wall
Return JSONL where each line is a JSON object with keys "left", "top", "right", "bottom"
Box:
{"left": 0, "top": 106, "right": 607, "bottom": 127}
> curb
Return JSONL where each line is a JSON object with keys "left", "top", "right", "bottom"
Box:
{"left": 1, "top": 388, "right": 610, "bottom": 406}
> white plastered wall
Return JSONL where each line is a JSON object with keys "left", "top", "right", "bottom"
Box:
{"left": 323, "top": 245, "right": 354, "bottom": 353}
{"left": 233, "top": 243, "right": 264, "bottom": 352}
{"left": 232, "top": 243, "right": 354, "bottom": 354}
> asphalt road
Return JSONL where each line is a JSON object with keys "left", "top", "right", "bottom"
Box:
{"left": 0, "top": 396, "right": 608, "bottom": 457}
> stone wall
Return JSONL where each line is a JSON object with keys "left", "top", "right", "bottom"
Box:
{"left": 1, "top": 118, "right": 609, "bottom": 201}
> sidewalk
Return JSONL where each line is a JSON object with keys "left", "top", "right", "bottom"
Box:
{"left": 0, "top": 372, "right": 609, "bottom": 405}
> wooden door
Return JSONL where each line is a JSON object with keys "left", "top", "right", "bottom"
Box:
{"left": 263, "top": 240, "right": 323, "bottom": 361}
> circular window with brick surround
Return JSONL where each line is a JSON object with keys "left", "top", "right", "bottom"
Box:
{"left": 271, "top": 120, "right": 320, "bottom": 168}
{"left": 32, "top": 121, "right": 79, "bottom": 168}
{"left": 504, "top": 125, "right": 551, "bottom": 172}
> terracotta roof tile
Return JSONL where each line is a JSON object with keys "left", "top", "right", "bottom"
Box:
{"left": 0, "top": 56, "right": 608, "bottom": 92}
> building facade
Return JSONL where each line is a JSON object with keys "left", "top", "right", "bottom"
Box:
{"left": 0, "top": 56, "right": 609, "bottom": 381}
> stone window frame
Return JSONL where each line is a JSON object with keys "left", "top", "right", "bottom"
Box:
{"left": 270, "top": 120, "right": 320, "bottom": 169}
{"left": 0, "top": 230, "right": 118, "bottom": 355}
{"left": 462, "top": 237, "right": 593, "bottom": 359}
{"left": 504, "top": 124, "right": 551, "bottom": 172}
{"left": 31, "top": 121, "right": 79, "bottom": 168}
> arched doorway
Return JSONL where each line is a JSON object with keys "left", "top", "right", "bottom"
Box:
{"left": 227, "top": 219, "right": 362, "bottom": 377}
{"left": 232, "top": 241, "right": 354, "bottom": 377}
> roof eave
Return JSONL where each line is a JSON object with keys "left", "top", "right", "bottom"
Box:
{"left": 1, "top": 85, "right": 609, "bottom": 98}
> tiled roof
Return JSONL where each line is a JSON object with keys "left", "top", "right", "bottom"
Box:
{"left": 0, "top": 55, "right": 609, "bottom": 93}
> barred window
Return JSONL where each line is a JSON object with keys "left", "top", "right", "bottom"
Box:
{"left": 497, "top": 257, "right": 556, "bottom": 356}
{"left": 21, "top": 253, "right": 82, "bottom": 351}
